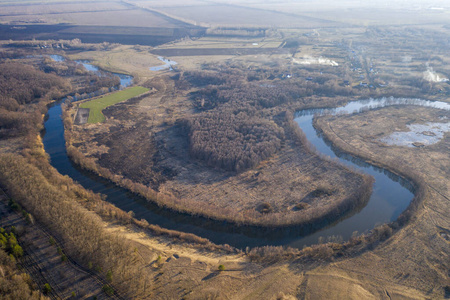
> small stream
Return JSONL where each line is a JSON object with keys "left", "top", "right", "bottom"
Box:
{"left": 42, "top": 57, "right": 450, "bottom": 248}
{"left": 149, "top": 56, "right": 177, "bottom": 71}
{"left": 50, "top": 54, "right": 133, "bottom": 88}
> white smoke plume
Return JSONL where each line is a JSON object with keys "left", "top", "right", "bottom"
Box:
{"left": 294, "top": 56, "right": 338, "bottom": 66}
{"left": 423, "top": 65, "right": 449, "bottom": 82}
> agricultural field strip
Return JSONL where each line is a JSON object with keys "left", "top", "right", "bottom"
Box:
{"left": 0, "top": 9, "right": 130, "bottom": 17}
{"left": 79, "top": 86, "right": 149, "bottom": 123}
{"left": 0, "top": 0, "right": 114, "bottom": 4}
{"left": 0, "top": 2, "right": 126, "bottom": 13}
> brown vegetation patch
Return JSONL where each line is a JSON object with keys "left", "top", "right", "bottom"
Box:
{"left": 94, "top": 123, "right": 174, "bottom": 189}
{"left": 0, "top": 154, "right": 153, "bottom": 298}
{"left": 0, "top": 61, "right": 71, "bottom": 139}
{"left": 185, "top": 109, "right": 284, "bottom": 172}
{"left": 0, "top": 62, "right": 70, "bottom": 105}
{"left": 65, "top": 60, "right": 374, "bottom": 229}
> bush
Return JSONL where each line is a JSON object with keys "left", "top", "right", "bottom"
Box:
{"left": 102, "top": 285, "right": 114, "bottom": 296}
{"left": 11, "top": 244, "right": 23, "bottom": 258}
{"left": 0, "top": 230, "right": 24, "bottom": 258}
{"left": 43, "top": 283, "right": 52, "bottom": 295}
{"left": 294, "top": 202, "right": 309, "bottom": 211}
{"left": 258, "top": 202, "right": 273, "bottom": 214}
{"left": 218, "top": 264, "right": 225, "bottom": 271}
{"left": 0, "top": 246, "right": 43, "bottom": 299}
{"left": 106, "top": 270, "right": 113, "bottom": 282}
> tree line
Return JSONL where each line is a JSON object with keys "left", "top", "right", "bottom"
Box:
{"left": 0, "top": 154, "right": 152, "bottom": 299}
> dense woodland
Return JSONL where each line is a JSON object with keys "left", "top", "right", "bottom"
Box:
{"left": 0, "top": 63, "right": 69, "bottom": 105}
{"left": 181, "top": 63, "right": 355, "bottom": 172}
{"left": 0, "top": 62, "right": 71, "bottom": 138}
{"left": 185, "top": 108, "right": 284, "bottom": 171}
{"left": 0, "top": 154, "right": 152, "bottom": 298}
{"left": 0, "top": 56, "right": 122, "bottom": 139}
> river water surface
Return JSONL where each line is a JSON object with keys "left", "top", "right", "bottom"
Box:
{"left": 42, "top": 60, "right": 450, "bottom": 248}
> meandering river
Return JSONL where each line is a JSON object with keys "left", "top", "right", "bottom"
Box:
{"left": 42, "top": 57, "right": 450, "bottom": 248}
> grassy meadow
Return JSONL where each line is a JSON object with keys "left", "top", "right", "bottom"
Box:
{"left": 80, "top": 86, "right": 149, "bottom": 123}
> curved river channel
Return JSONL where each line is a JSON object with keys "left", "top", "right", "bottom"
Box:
{"left": 42, "top": 60, "right": 450, "bottom": 249}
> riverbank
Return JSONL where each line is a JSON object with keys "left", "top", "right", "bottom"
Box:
{"left": 63, "top": 102, "right": 374, "bottom": 234}
{"left": 311, "top": 104, "right": 450, "bottom": 299}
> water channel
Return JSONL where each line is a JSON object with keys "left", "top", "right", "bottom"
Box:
{"left": 149, "top": 56, "right": 178, "bottom": 71}
{"left": 42, "top": 57, "right": 450, "bottom": 249}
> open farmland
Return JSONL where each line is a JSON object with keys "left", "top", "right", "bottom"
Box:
{"left": 0, "top": 2, "right": 126, "bottom": 16}
{"left": 0, "top": 0, "right": 204, "bottom": 45}
{"left": 131, "top": 1, "right": 343, "bottom": 28}
{"left": 79, "top": 86, "right": 149, "bottom": 123}
{"left": 0, "top": 9, "right": 180, "bottom": 28}
{"left": 193, "top": 0, "right": 450, "bottom": 26}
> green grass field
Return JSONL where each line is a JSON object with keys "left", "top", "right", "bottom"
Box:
{"left": 80, "top": 86, "right": 149, "bottom": 123}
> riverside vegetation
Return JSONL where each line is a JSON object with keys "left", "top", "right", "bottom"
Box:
{"left": 1, "top": 5, "right": 450, "bottom": 296}
{"left": 65, "top": 58, "right": 376, "bottom": 232}
{"left": 0, "top": 55, "right": 154, "bottom": 298}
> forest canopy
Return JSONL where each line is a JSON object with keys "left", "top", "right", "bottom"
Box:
{"left": 185, "top": 108, "right": 284, "bottom": 172}
{"left": 0, "top": 62, "right": 71, "bottom": 138}
{"left": 0, "top": 62, "right": 70, "bottom": 105}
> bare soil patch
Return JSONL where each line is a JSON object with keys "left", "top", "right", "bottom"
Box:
{"left": 74, "top": 107, "right": 89, "bottom": 124}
